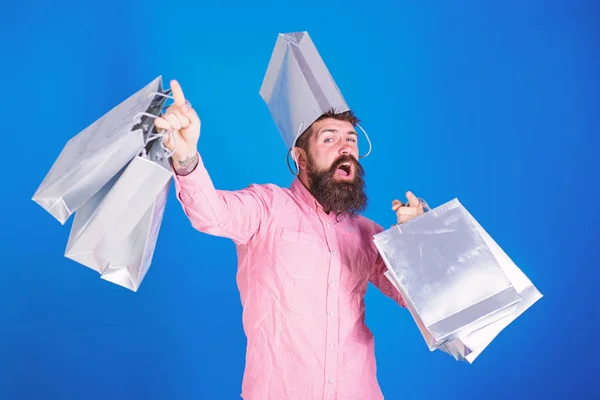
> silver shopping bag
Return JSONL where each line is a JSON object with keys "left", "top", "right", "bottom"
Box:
{"left": 259, "top": 31, "right": 350, "bottom": 151}
{"left": 436, "top": 212, "right": 542, "bottom": 363}
{"left": 373, "top": 198, "right": 525, "bottom": 352}
{"left": 64, "top": 135, "right": 173, "bottom": 292}
{"left": 259, "top": 31, "right": 372, "bottom": 166}
{"left": 32, "top": 75, "right": 170, "bottom": 224}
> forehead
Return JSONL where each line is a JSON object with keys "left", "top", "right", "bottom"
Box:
{"left": 311, "top": 118, "right": 355, "bottom": 137}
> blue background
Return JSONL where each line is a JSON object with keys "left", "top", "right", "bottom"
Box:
{"left": 1, "top": 0, "right": 598, "bottom": 399}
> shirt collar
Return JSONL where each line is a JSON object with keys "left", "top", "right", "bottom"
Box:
{"left": 290, "top": 177, "right": 321, "bottom": 211}
{"left": 289, "top": 178, "right": 358, "bottom": 224}
{"left": 291, "top": 178, "right": 349, "bottom": 224}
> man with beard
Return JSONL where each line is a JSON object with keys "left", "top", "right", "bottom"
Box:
{"left": 156, "top": 25, "right": 425, "bottom": 400}
{"left": 155, "top": 80, "right": 424, "bottom": 400}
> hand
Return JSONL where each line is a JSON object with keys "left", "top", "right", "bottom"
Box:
{"left": 392, "top": 191, "right": 425, "bottom": 225}
{"left": 154, "top": 80, "right": 201, "bottom": 170}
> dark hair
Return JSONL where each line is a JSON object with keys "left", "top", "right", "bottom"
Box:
{"left": 294, "top": 108, "right": 360, "bottom": 153}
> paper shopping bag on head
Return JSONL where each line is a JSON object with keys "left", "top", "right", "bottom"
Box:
{"left": 373, "top": 198, "right": 533, "bottom": 353}
{"left": 64, "top": 136, "right": 173, "bottom": 292}
{"left": 259, "top": 31, "right": 374, "bottom": 162}
{"left": 259, "top": 31, "right": 349, "bottom": 151}
{"left": 32, "top": 76, "right": 171, "bottom": 224}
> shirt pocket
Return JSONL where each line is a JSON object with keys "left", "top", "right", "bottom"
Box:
{"left": 279, "top": 229, "right": 322, "bottom": 248}
{"left": 273, "top": 228, "right": 326, "bottom": 280}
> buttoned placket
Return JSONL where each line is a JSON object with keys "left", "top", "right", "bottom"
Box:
{"left": 315, "top": 206, "right": 341, "bottom": 399}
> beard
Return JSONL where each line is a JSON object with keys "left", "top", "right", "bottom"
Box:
{"left": 306, "top": 153, "right": 368, "bottom": 219}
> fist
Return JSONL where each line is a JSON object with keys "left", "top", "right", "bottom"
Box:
{"left": 392, "top": 191, "right": 425, "bottom": 225}
{"left": 154, "top": 79, "right": 201, "bottom": 161}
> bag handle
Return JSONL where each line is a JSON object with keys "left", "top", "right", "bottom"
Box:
{"left": 130, "top": 90, "right": 194, "bottom": 161}
{"left": 285, "top": 121, "right": 373, "bottom": 176}
{"left": 396, "top": 197, "right": 437, "bottom": 233}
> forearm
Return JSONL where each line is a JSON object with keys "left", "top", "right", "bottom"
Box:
{"left": 173, "top": 152, "right": 233, "bottom": 234}
{"left": 172, "top": 151, "right": 265, "bottom": 244}
{"left": 171, "top": 151, "right": 199, "bottom": 177}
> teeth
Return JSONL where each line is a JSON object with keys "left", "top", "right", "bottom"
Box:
{"left": 337, "top": 163, "right": 351, "bottom": 175}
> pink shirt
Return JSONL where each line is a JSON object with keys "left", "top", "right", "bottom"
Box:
{"left": 173, "top": 153, "right": 406, "bottom": 400}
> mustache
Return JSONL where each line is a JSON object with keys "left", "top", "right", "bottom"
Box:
{"left": 329, "top": 154, "right": 362, "bottom": 173}
{"left": 306, "top": 152, "right": 368, "bottom": 219}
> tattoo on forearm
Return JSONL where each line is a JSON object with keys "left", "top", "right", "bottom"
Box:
{"left": 174, "top": 153, "right": 199, "bottom": 176}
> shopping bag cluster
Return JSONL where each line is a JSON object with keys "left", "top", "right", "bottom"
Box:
{"left": 373, "top": 198, "right": 543, "bottom": 362}
{"left": 33, "top": 76, "right": 174, "bottom": 292}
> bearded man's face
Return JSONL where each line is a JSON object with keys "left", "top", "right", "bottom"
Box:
{"left": 301, "top": 118, "right": 368, "bottom": 217}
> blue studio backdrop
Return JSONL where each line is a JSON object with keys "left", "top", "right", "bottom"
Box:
{"left": 1, "top": 1, "right": 599, "bottom": 399}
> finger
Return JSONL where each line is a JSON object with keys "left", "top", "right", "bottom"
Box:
{"left": 154, "top": 116, "right": 171, "bottom": 131}
{"left": 396, "top": 207, "right": 418, "bottom": 219}
{"left": 396, "top": 207, "right": 418, "bottom": 216}
{"left": 397, "top": 210, "right": 420, "bottom": 223}
{"left": 165, "top": 113, "right": 182, "bottom": 131}
{"left": 397, "top": 214, "right": 416, "bottom": 224}
{"left": 185, "top": 106, "right": 201, "bottom": 126}
{"left": 170, "top": 109, "right": 190, "bottom": 129}
{"left": 406, "top": 191, "right": 421, "bottom": 208}
{"left": 162, "top": 132, "right": 175, "bottom": 151}
{"left": 170, "top": 80, "right": 187, "bottom": 108}
{"left": 392, "top": 199, "right": 404, "bottom": 211}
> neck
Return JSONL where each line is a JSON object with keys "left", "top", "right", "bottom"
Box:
{"left": 297, "top": 172, "right": 330, "bottom": 214}
{"left": 298, "top": 170, "right": 310, "bottom": 189}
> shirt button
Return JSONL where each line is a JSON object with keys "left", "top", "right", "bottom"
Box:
{"left": 328, "top": 311, "right": 334, "bottom": 316}
{"left": 332, "top": 250, "right": 337, "bottom": 255}
{"left": 329, "top": 343, "right": 335, "bottom": 349}
{"left": 328, "top": 379, "right": 335, "bottom": 384}
{"left": 326, "top": 223, "right": 331, "bottom": 228}
{"left": 330, "top": 280, "right": 337, "bottom": 286}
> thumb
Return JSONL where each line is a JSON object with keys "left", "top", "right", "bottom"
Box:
{"left": 162, "top": 131, "right": 175, "bottom": 151}
{"left": 406, "top": 191, "right": 420, "bottom": 208}
{"left": 183, "top": 106, "right": 201, "bottom": 127}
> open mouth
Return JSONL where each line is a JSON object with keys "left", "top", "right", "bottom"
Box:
{"left": 335, "top": 162, "right": 353, "bottom": 177}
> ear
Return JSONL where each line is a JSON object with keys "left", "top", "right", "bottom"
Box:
{"left": 292, "top": 147, "right": 308, "bottom": 171}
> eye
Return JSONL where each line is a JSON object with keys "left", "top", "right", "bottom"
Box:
{"left": 347, "top": 137, "right": 357, "bottom": 143}
{"left": 324, "top": 137, "right": 334, "bottom": 143}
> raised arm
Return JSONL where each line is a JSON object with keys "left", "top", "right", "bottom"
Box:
{"left": 172, "top": 152, "right": 269, "bottom": 244}
{"left": 155, "top": 80, "right": 268, "bottom": 245}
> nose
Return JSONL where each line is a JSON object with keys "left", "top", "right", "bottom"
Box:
{"left": 339, "top": 143, "right": 354, "bottom": 157}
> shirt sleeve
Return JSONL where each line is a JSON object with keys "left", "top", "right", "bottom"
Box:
{"left": 368, "top": 221, "right": 407, "bottom": 308}
{"left": 369, "top": 254, "right": 407, "bottom": 308}
{"left": 172, "top": 152, "right": 270, "bottom": 245}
